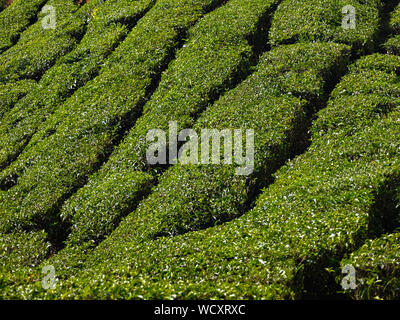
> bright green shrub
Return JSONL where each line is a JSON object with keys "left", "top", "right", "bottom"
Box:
{"left": 0, "top": 0, "right": 155, "bottom": 169}
{"left": 61, "top": 42, "right": 350, "bottom": 246}
{"left": 340, "top": 232, "right": 400, "bottom": 299}
{"left": 0, "top": 0, "right": 94, "bottom": 82}
{"left": 0, "top": 80, "right": 36, "bottom": 119}
{"left": 1, "top": 0, "right": 399, "bottom": 301}
{"left": 64, "top": 170, "right": 154, "bottom": 245}
{"left": 385, "top": 35, "right": 400, "bottom": 54}
{"left": 0, "top": 0, "right": 47, "bottom": 53}
{"left": 344, "top": 52, "right": 400, "bottom": 74}
{"left": 0, "top": 0, "right": 236, "bottom": 232}
{"left": 269, "top": 0, "right": 381, "bottom": 54}
{"left": 54, "top": 0, "right": 382, "bottom": 252}
{"left": 0, "top": 0, "right": 281, "bottom": 291}
{"left": 22, "top": 0, "right": 383, "bottom": 276}
{"left": 87, "top": 0, "right": 279, "bottom": 176}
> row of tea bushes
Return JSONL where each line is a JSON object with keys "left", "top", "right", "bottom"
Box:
{"left": 18, "top": 106, "right": 398, "bottom": 299}
{"left": 0, "top": 0, "right": 155, "bottom": 169}
{"left": 0, "top": 0, "right": 156, "bottom": 286}
{"left": 0, "top": 0, "right": 282, "bottom": 289}
{"left": 1, "top": 0, "right": 399, "bottom": 300}
{"left": 3, "top": 114, "right": 399, "bottom": 299}
{"left": 0, "top": 230, "right": 50, "bottom": 298}
{"left": 311, "top": 53, "right": 400, "bottom": 139}
{"left": 385, "top": 2, "right": 400, "bottom": 53}
{"left": 47, "top": 55, "right": 400, "bottom": 299}
{"left": 13, "top": 0, "right": 383, "bottom": 288}
{"left": 0, "top": 0, "right": 229, "bottom": 291}
{"left": 8, "top": 1, "right": 391, "bottom": 298}
{"left": 0, "top": 230, "right": 50, "bottom": 273}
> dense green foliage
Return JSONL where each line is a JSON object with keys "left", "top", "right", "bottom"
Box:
{"left": 0, "top": 230, "right": 50, "bottom": 295}
{"left": 0, "top": 0, "right": 279, "bottom": 236}
{"left": 385, "top": 2, "right": 400, "bottom": 53}
{"left": 0, "top": 0, "right": 231, "bottom": 232}
{"left": 32, "top": 54, "right": 397, "bottom": 300}
{"left": 0, "top": 231, "right": 50, "bottom": 273}
{"left": 0, "top": 0, "right": 399, "bottom": 300}
{"left": 58, "top": 0, "right": 281, "bottom": 246}
{"left": 53, "top": 0, "right": 382, "bottom": 250}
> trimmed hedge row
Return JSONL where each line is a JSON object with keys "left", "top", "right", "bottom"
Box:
{"left": 21, "top": 54, "right": 400, "bottom": 299}
{"left": 269, "top": 0, "right": 382, "bottom": 55}
{"left": 0, "top": 80, "right": 36, "bottom": 120}
{"left": 0, "top": 0, "right": 47, "bottom": 54}
{"left": 62, "top": 42, "right": 350, "bottom": 246}
{"left": 0, "top": 0, "right": 155, "bottom": 169}
{"left": 0, "top": 0, "right": 231, "bottom": 232}
{"left": 339, "top": 232, "right": 400, "bottom": 299}
{"left": 0, "top": 0, "right": 92, "bottom": 83}
{"left": 55, "top": 0, "right": 282, "bottom": 246}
